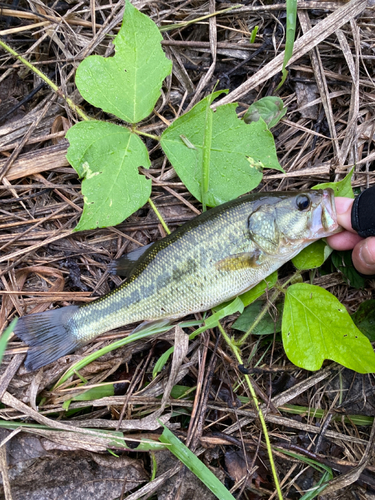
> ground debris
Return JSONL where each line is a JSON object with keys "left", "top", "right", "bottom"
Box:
{"left": 0, "top": 430, "right": 147, "bottom": 500}
{"left": 0, "top": 0, "right": 374, "bottom": 498}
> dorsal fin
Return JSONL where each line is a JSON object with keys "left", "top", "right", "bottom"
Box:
{"left": 109, "top": 243, "right": 154, "bottom": 278}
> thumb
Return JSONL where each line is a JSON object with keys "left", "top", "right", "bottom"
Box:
{"left": 352, "top": 237, "right": 375, "bottom": 276}
{"left": 335, "top": 198, "right": 356, "bottom": 232}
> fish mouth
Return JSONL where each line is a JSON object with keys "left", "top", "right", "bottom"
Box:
{"left": 311, "top": 188, "right": 341, "bottom": 238}
{"left": 322, "top": 189, "right": 339, "bottom": 232}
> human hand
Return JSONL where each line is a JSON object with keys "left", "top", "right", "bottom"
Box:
{"left": 327, "top": 197, "right": 375, "bottom": 276}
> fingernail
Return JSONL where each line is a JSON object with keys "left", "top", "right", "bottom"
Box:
{"left": 358, "top": 239, "right": 375, "bottom": 272}
{"left": 335, "top": 197, "right": 353, "bottom": 215}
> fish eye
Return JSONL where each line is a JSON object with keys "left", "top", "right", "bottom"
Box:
{"left": 296, "top": 194, "right": 311, "bottom": 211}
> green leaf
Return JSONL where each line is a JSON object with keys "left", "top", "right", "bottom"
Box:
{"left": 238, "top": 271, "right": 278, "bottom": 307}
{"left": 277, "top": 0, "right": 297, "bottom": 89}
{"left": 0, "top": 318, "right": 17, "bottom": 367}
{"left": 159, "top": 424, "right": 236, "bottom": 500}
{"left": 73, "top": 384, "right": 114, "bottom": 401}
{"left": 276, "top": 448, "right": 332, "bottom": 500}
{"left": 170, "top": 385, "right": 195, "bottom": 399}
{"left": 313, "top": 167, "right": 355, "bottom": 198}
{"left": 351, "top": 300, "right": 375, "bottom": 341}
{"left": 161, "top": 92, "right": 283, "bottom": 207}
{"left": 66, "top": 121, "right": 151, "bottom": 231}
{"left": 232, "top": 300, "right": 282, "bottom": 334}
{"left": 243, "top": 96, "right": 287, "bottom": 129}
{"left": 300, "top": 471, "right": 331, "bottom": 500}
{"left": 249, "top": 26, "right": 258, "bottom": 44}
{"left": 62, "top": 384, "right": 115, "bottom": 410}
{"left": 75, "top": 0, "right": 172, "bottom": 124}
{"left": 331, "top": 250, "right": 365, "bottom": 289}
{"left": 133, "top": 439, "right": 166, "bottom": 452}
{"left": 282, "top": 283, "right": 375, "bottom": 373}
{"left": 292, "top": 240, "right": 332, "bottom": 270}
{"left": 276, "top": 404, "right": 374, "bottom": 426}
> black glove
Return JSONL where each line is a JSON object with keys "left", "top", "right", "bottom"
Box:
{"left": 350, "top": 185, "right": 375, "bottom": 278}
{"left": 351, "top": 185, "right": 375, "bottom": 238}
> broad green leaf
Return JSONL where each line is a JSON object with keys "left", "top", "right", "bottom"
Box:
{"left": 161, "top": 92, "right": 283, "bottom": 207}
{"left": 159, "top": 424, "right": 236, "bottom": 500}
{"left": 331, "top": 250, "right": 365, "bottom": 289}
{"left": 243, "top": 96, "right": 287, "bottom": 129}
{"left": 232, "top": 300, "right": 282, "bottom": 334}
{"left": 313, "top": 167, "right": 354, "bottom": 198}
{"left": 66, "top": 121, "right": 151, "bottom": 231}
{"left": 282, "top": 283, "right": 375, "bottom": 373}
{"left": 239, "top": 271, "right": 278, "bottom": 307}
{"left": 351, "top": 300, "right": 375, "bottom": 341}
{"left": 292, "top": 240, "right": 332, "bottom": 270}
{"left": 75, "top": 0, "right": 172, "bottom": 124}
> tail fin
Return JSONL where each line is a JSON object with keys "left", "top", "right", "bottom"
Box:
{"left": 14, "top": 306, "right": 80, "bottom": 371}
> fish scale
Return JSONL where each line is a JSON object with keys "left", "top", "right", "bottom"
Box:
{"left": 14, "top": 189, "right": 340, "bottom": 371}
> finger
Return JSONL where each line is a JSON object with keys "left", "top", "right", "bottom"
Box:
{"left": 334, "top": 197, "right": 357, "bottom": 233}
{"left": 327, "top": 231, "right": 363, "bottom": 251}
{"left": 352, "top": 237, "right": 375, "bottom": 275}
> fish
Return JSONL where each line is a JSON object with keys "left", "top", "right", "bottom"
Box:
{"left": 14, "top": 189, "right": 340, "bottom": 371}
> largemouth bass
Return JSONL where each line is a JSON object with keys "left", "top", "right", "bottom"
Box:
{"left": 15, "top": 189, "right": 339, "bottom": 371}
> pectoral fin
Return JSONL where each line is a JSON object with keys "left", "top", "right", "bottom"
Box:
{"left": 215, "top": 250, "right": 263, "bottom": 272}
{"left": 109, "top": 243, "right": 154, "bottom": 278}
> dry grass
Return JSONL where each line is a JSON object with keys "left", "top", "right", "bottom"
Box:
{"left": 0, "top": 0, "right": 375, "bottom": 498}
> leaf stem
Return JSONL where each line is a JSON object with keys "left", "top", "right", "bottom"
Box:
{"left": 0, "top": 39, "right": 90, "bottom": 122}
{"left": 148, "top": 198, "right": 171, "bottom": 235}
{"left": 217, "top": 322, "right": 283, "bottom": 500}
{"left": 134, "top": 129, "right": 160, "bottom": 141}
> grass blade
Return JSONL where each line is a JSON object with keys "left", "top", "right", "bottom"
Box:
{"left": 0, "top": 318, "right": 17, "bottom": 366}
{"left": 277, "top": 0, "right": 297, "bottom": 89}
{"left": 159, "top": 424, "right": 236, "bottom": 500}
